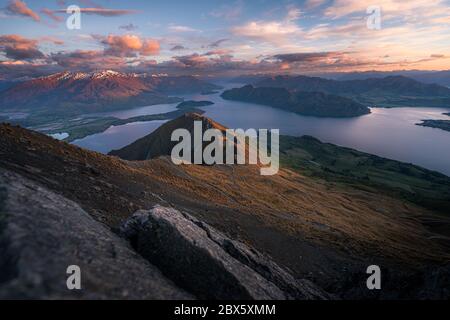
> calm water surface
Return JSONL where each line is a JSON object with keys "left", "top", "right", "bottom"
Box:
{"left": 72, "top": 88, "right": 450, "bottom": 176}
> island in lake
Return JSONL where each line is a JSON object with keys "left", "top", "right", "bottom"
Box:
{"left": 416, "top": 112, "right": 450, "bottom": 132}
{"left": 417, "top": 119, "right": 450, "bottom": 132}
{"left": 221, "top": 85, "right": 370, "bottom": 117}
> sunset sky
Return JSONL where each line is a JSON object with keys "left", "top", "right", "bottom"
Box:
{"left": 1, "top": 0, "right": 450, "bottom": 79}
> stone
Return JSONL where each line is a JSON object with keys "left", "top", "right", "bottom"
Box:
{"left": 0, "top": 169, "right": 192, "bottom": 300}
{"left": 120, "top": 205, "right": 331, "bottom": 300}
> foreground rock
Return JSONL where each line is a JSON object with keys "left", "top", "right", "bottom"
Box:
{"left": 0, "top": 169, "right": 192, "bottom": 299}
{"left": 120, "top": 205, "right": 331, "bottom": 300}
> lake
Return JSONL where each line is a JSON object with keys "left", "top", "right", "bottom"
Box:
{"left": 73, "top": 87, "right": 450, "bottom": 176}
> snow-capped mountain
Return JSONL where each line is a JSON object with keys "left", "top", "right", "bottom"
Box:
{"left": 0, "top": 70, "right": 221, "bottom": 113}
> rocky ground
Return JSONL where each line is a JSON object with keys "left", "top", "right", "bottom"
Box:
{"left": 1, "top": 169, "right": 328, "bottom": 299}
{"left": 0, "top": 122, "right": 449, "bottom": 299}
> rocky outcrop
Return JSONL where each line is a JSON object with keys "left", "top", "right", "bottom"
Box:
{"left": 120, "top": 206, "right": 331, "bottom": 300}
{"left": 0, "top": 169, "right": 192, "bottom": 299}
{"left": 0, "top": 168, "right": 330, "bottom": 300}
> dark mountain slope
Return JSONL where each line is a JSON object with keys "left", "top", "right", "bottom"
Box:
{"left": 0, "top": 71, "right": 220, "bottom": 115}
{"left": 1, "top": 122, "right": 450, "bottom": 298}
{"left": 109, "top": 112, "right": 228, "bottom": 160}
{"left": 256, "top": 75, "right": 450, "bottom": 96}
{"left": 221, "top": 85, "right": 370, "bottom": 117}
{"left": 255, "top": 75, "right": 450, "bottom": 107}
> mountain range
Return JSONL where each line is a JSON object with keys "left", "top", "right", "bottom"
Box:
{"left": 0, "top": 70, "right": 220, "bottom": 117}
{"left": 221, "top": 85, "right": 371, "bottom": 117}
{"left": 232, "top": 74, "right": 450, "bottom": 108}
{"left": 256, "top": 75, "right": 450, "bottom": 105}
{"left": 328, "top": 70, "right": 450, "bottom": 87}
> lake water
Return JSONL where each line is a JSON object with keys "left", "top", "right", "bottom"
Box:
{"left": 73, "top": 88, "right": 450, "bottom": 176}
{"left": 73, "top": 120, "right": 168, "bottom": 153}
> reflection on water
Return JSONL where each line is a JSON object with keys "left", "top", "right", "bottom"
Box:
{"left": 73, "top": 120, "right": 168, "bottom": 154}
{"left": 88, "top": 102, "right": 179, "bottom": 119}
{"left": 199, "top": 94, "right": 450, "bottom": 176}
{"left": 72, "top": 88, "right": 450, "bottom": 176}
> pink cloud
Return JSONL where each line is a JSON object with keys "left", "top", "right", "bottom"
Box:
{"left": 41, "top": 8, "right": 63, "bottom": 22}
{"left": 232, "top": 8, "right": 303, "bottom": 44}
{"left": 6, "top": 0, "right": 40, "bottom": 22}
{"left": 0, "top": 34, "right": 44, "bottom": 60}
{"left": 100, "top": 35, "right": 160, "bottom": 57}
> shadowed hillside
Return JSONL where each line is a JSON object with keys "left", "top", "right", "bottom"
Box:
{"left": 1, "top": 118, "right": 450, "bottom": 298}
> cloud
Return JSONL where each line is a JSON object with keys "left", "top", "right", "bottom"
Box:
{"left": 50, "top": 50, "right": 126, "bottom": 70}
{"left": 232, "top": 8, "right": 303, "bottom": 44}
{"left": 173, "top": 50, "right": 234, "bottom": 67}
{"left": 272, "top": 52, "right": 347, "bottom": 63}
{"left": 210, "top": 1, "right": 243, "bottom": 21}
{"left": 119, "top": 23, "right": 138, "bottom": 31}
{"left": 168, "top": 25, "right": 199, "bottom": 32}
{"left": 0, "top": 63, "right": 61, "bottom": 80}
{"left": 99, "top": 34, "right": 160, "bottom": 57}
{"left": 170, "top": 45, "right": 187, "bottom": 51}
{"left": 286, "top": 7, "right": 302, "bottom": 21}
{"left": 173, "top": 53, "right": 209, "bottom": 67}
{"left": 3, "top": 46, "right": 449, "bottom": 80}
{"left": 53, "top": 8, "right": 138, "bottom": 17}
{"left": 430, "top": 54, "right": 446, "bottom": 59}
{"left": 5, "top": 0, "right": 40, "bottom": 22}
{"left": 204, "top": 49, "right": 233, "bottom": 56}
{"left": 208, "top": 38, "right": 229, "bottom": 48}
{"left": 324, "top": 0, "right": 447, "bottom": 19}
{"left": 41, "top": 8, "right": 63, "bottom": 22}
{"left": 232, "top": 21, "right": 301, "bottom": 43}
{"left": 0, "top": 34, "right": 45, "bottom": 60}
{"left": 305, "top": 0, "right": 327, "bottom": 9}
{"left": 39, "top": 36, "right": 64, "bottom": 45}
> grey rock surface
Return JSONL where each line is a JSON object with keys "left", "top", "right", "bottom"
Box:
{"left": 120, "top": 205, "right": 331, "bottom": 300}
{"left": 0, "top": 169, "right": 192, "bottom": 299}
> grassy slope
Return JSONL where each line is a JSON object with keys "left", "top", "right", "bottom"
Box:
{"left": 280, "top": 135, "right": 450, "bottom": 214}
{"left": 1, "top": 124, "right": 450, "bottom": 297}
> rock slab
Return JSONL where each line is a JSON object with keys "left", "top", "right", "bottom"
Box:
{"left": 121, "top": 205, "right": 331, "bottom": 300}
{"left": 0, "top": 169, "right": 191, "bottom": 299}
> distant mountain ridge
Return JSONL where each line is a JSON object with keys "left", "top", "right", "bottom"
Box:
{"left": 254, "top": 75, "right": 450, "bottom": 107}
{"left": 325, "top": 70, "right": 450, "bottom": 87}
{"left": 221, "top": 85, "right": 370, "bottom": 117}
{"left": 0, "top": 70, "right": 220, "bottom": 114}
{"left": 256, "top": 75, "right": 450, "bottom": 96}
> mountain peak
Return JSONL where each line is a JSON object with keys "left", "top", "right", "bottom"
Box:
{"left": 91, "top": 70, "right": 123, "bottom": 79}
{"left": 109, "top": 113, "right": 229, "bottom": 161}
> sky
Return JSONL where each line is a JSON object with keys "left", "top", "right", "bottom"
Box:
{"left": 0, "top": 0, "right": 450, "bottom": 79}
